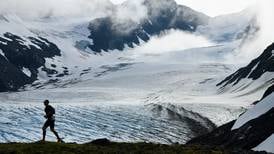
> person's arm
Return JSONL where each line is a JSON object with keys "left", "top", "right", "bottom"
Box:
{"left": 44, "top": 107, "right": 54, "bottom": 118}
{"left": 46, "top": 112, "right": 53, "bottom": 118}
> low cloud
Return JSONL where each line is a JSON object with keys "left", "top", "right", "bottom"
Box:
{"left": 115, "top": 0, "right": 147, "bottom": 23}
{"left": 129, "top": 29, "right": 214, "bottom": 54}
{"left": 0, "top": 0, "right": 114, "bottom": 19}
{"left": 110, "top": 0, "right": 148, "bottom": 34}
{"left": 236, "top": 0, "right": 274, "bottom": 61}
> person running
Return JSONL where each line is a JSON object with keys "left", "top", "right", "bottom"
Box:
{"left": 42, "top": 100, "right": 62, "bottom": 142}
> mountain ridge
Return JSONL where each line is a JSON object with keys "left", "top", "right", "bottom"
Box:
{"left": 0, "top": 32, "right": 61, "bottom": 92}
{"left": 88, "top": 0, "right": 210, "bottom": 52}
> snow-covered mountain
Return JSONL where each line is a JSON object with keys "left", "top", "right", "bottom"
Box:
{"left": 188, "top": 84, "right": 274, "bottom": 153}
{"left": 0, "top": 12, "right": 255, "bottom": 92}
{"left": 0, "top": 32, "right": 61, "bottom": 92}
{"left": 88, "top": 0, "right": 209, "bottom": 52}
{"left": 197, "top": 8, "right": 258, "bottom": 43}
{"left": 217, "top": 42, "right": 274, "bottom": 98}
{"left": 0, "top": 0, "right": 266, "bottom": 145}
{"left": 189, "top": 42, "right": 274, "bottom": 152}
{"left": 87, "top": 0, "right": 258, "bottom": 52}
{"left": 0, "top": 0, "right": 258, "bottom": 92}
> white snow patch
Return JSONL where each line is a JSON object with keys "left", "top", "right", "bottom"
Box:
{"left": 0, "top": 40, "right": 7, "bottom": 45}
{"left": 232, "top": 93, "right": 274, "bottom": 130}
{"left": 247, "top": 62, "right": 258, "bottom": 78}
{"left": 37, "top": 67, "right": 49, "bottom": 81}
{"left": 22, "top": 67, "right": 31, "bottom": 77}
{"left": 0, "top": 14, "right": 34, "bottom": 36}
{"left": 0, "top": 49, "right": 5, "bottom": 57}
{"left": 21, "top": 37, "right": 41, "bottom": 50}
{"left": 253, "top": 134, "right": 274, "bottom": 153}
{"left": 197, "top": 9, "right": 255, "bottom": 42}
{"left": 2, "top": 35, "right": 12, "bottom": 42}
{"left": 0, "top": 49, "right": 9, "bottom": 61}
{"left": 218, "top": 72, "right": 274, "bottom": 101}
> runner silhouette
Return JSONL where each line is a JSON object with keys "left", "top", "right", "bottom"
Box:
{"left": 42, "top": 100, "right": 63, "bottom": 142}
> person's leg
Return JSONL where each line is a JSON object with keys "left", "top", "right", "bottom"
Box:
{"left": 50, "top": 120, "right": 61, "bottom": 141}
{"left": 42, "top": 120, "right": 50, "bottom": 141}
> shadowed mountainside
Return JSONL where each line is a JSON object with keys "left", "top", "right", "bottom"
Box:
{"left": 0, "top": 33, "right": 62, "bottom": 92}
{"left": 188, "top": 84, "right": 274, "bottom": 152}
{"left": 88, "top": 0, "right": 209, "bottom": 52}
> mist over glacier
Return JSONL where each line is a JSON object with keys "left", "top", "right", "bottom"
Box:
{"left": 236, "top": 0, "right": 274, "bottom": 61}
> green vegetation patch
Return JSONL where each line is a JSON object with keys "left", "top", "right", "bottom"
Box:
{"left": 0, "top": 141, "right": 255, "bottom": 154}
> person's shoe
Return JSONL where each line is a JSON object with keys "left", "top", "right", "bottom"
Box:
{"left": 37, "top": 140, "right": 46, "bottom": 143}
{"left": 57, "top": 138, "right": 64, "bottom": 143}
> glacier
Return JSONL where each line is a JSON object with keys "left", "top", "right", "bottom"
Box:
{"left": 0, "top": 43, "right": 249, "bottom": 143}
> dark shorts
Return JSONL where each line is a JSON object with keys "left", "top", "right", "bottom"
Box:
{"left": 43, "top": 119, "right": 55, "bottom": 130}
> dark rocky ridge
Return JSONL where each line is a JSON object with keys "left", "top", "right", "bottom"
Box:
{"left": 217, "top": 43, "right": 274, "bottom": 88}
{"left": 88, "top": 0, "right": 209, "bottom": 52}
{"left": 0, "top": 15, "right": 9, "bottom": 22}
{"left": 188, "top": 84, "right": 274, "bottom": 152}
{"left": 188, "top": 107, "right": 274, "bottom": 151}
{"left": 261, "top": 84, "right": 274, "bottom": 99}
{"left": 0, "top": 32, "right": 61, "bottom": 92}
{"left": 148, "top": 103, "right": 217, "bottom": 139}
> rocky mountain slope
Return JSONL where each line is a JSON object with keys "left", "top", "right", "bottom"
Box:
{"left": 189, "top": 74, "right": 274, "bottom": 153}
{"left": 88, "top": 0, "right": 209, "bottom": 52}
{"left": 0, "top": 32, "right": 61, "bottom": 92}
{"left": 217, "top": 43, "right": 274, "bottom": 97}
{"left": 218, "top": 43, "right": 274, "bottom": 87}
{"left": 0, "top": 0, "right": 257, "bottom": 92}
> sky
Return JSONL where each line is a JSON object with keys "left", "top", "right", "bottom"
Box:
{"left": 0, "top": 0, "right": 259, "bottom": 19}
{"left": 110, "top": 0, "right": 258, "bottom": 17}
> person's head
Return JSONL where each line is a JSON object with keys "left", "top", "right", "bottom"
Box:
{"left": 44, "top": 100, "right": 49, "bottom": 106}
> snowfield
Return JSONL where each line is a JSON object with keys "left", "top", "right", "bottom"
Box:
{"left": 254, "top": 134, "right": 274, "bottom": 153}
{"left": 231, "top": 93, "right": 274, "bottom": 153}
{"left": 232, "top": 93, "right": 274, "bottom": 130}
{"left": 0, "top": 43, "right": 249, "bottom": 143}
{"left": 0, "top": 103, "right": 244, "bottom": 144}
